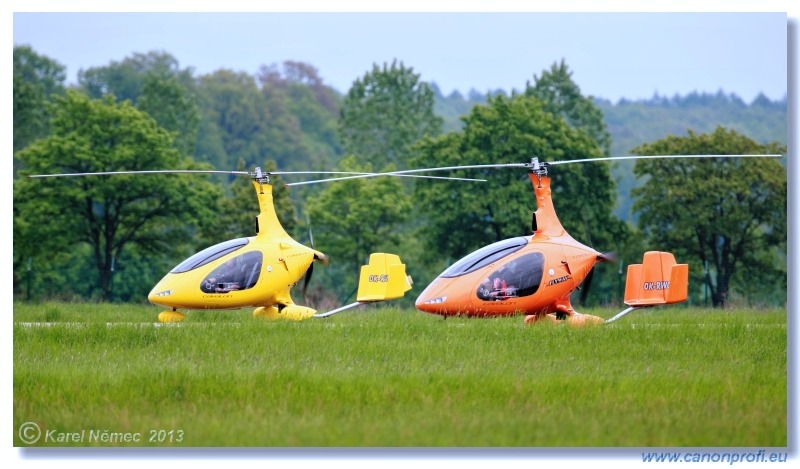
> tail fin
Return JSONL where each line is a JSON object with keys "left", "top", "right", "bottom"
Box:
{"left": 356, "top": 253, "right": 413, "bottom": 302}
{"left": 623, "top": 251, "right": 688, "bottom": 307}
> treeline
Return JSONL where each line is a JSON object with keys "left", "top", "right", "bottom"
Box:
{"left": 13, "top": 46, "right": 787, "bottom": 309}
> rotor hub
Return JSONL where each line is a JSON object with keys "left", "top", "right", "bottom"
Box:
{"left": 525, "top": 157, "right": 548, "bottom": 177}
{"left": 251, "top": 167, "right": 270, "bottom": 184}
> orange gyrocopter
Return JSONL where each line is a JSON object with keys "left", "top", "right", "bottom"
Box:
{"left": 383, "top": 154, "right": 779, "bottom": 325}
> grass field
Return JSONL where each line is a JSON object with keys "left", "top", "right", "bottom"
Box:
{"left": 13, "top": 302, "right": 787, "bottom": 448}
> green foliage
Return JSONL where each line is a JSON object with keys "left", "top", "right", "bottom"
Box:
{"left": 526, "top": 59, "right": 612, "bottom": 156}
{"left": 258, "top": 60, "right": 343, "bottom": 165}
{"left": 13, "top": 45, "right": 66, "bottom": 154}
{"left": 340, "top": 59, "right": 443, "bottom": 169}
{"left": 194, "top": 65, "right": 343, "bottom": 174}
{"left": 14, "top": 303, "right": 787, "bottom": 447}
{"left": 14, "top": 90, "right": 222, "bottom": 300}
{"left": 78, "top": 50, "right": 195, "bottom": 103}
{"left": 76, "top": 51, "right": 201, "bottom": 157}
{"left": 597, "top": 91, "right": 788, "bottom": 221}
{"left": 137, "top": 74, "right": 200, "bottom": 155}
{"left": 429, "top": 82, "right": 494, "bottom": 133}
{"left": 195, "top": 70, "right": 273, "bottom": 170}
{"left": 631, "top": 127, "right": 786, "bottom": 307}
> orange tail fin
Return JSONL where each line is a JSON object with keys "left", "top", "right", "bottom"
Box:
{"left": 623, "top": 251, "right": 688, "bottom": 307}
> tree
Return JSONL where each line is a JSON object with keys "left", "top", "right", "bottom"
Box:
{"left": 259, "top": 60, "right": 340, "bottom": 114}
{"left": 77, "top": 51, "right": 201, "bottom": 156}
{"left": 196, "top": 69, "right": 296, "bottom": 171}
{"left": 340, "top": 60, "right": 443, "bottom": 170}
{"left": 78, "top": 50, "right": 195, "bottom": 103}
{"left": 525, "top": 59, "right": 611, "bottom": 156}
{"left": 14, "top": 90, "right": 222, "bottom": 301}
{"left": 257, "top": 61, "right": 343, "bottom": 170}
{"left": 411, "top": 94, "right": 626, "bottom": 291}
{"left": 631, "top": 127, "right": 786, "bottom": 307}
{"left": 137, "top": 73, "right": 200, "bottom": 155}
{"left": 13, "top": 45, "right": 66, "bottom": 154}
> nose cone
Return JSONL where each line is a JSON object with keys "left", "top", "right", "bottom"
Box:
{"left": 148, "top": 273, "right": 178, "bottom": 307}
{"left": 415, "top": 276, "right": 476, "bottom": 316}
{"left": 415, "top": 278, "right": 448, "bottom": 313}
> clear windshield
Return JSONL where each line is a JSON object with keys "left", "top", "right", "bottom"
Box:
{"left": 440, "top": 237, "right": 528, "bottom": 278}
{"left": 170, "top": 238, "right": 249, "bottom": 273}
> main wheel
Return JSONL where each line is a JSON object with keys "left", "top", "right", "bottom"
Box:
{"left": 158, "top": 310, "right": 186, "bottom": 323}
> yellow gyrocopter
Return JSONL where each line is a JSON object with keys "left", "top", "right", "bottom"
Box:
{"left": 28, "top": 166, "right": 482, "bottom": 322}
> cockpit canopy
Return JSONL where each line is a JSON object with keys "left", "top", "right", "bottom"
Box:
{"left": 170, "top": 238, "right": 249, "bottom": 273}
{"left": 440, "top": 237, "right": 528, "bottom": 278}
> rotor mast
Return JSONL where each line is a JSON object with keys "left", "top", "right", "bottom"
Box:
{"left": 250, "top": 167, "right": 290, "bottom": 240}
{"left": 526, "top": 157, "right": 549, "bottom": 186}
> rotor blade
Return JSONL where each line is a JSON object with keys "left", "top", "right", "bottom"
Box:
{"left": 306, "top": 214, "right": 315, "bottom": 249}
{"left": 27, "top": 169, "right": 465, "bottom": 180}
{"left": 333, "top": 154, "right": 783, "bottom": 180}
{"left": 384, "top": 163, "right": 528, "bottom": 175}
{"left": 285, "top": 173, "right": 488, "bottom": 187}
{"left": 273, "top": 170, "right": 461, "bottom": 177}
{"left": 546, "top": 154, "right": 783, "bottom": 166}
{"left": 27, "top": 169, "right": 250, "bottom": 178}
{"left": 285, "top": 163, "right": 525, "bottom": 186}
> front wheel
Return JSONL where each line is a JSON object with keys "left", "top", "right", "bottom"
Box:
{"left": 158, "top": 310, "right": 186, "bottom": 323}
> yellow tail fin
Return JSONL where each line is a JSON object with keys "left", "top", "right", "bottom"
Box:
{"left": 356, "top": 253, "right": 413, "bottom": 302}
{"left": 624, "top": 251, "right": 688, "bottom": 307}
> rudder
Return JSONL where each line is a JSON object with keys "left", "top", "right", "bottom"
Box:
{"left": 624, "top": 251, "right": 688, "bottom": 307}
{"left": 356, "top": 253, "right": 413, "bottom": 302}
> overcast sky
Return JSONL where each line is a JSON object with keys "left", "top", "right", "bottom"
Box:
{"left": 10, "top": 5, "right": 793, "bottom": 104}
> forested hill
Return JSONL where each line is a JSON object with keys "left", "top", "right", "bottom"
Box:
{"left": 597, "top": 92, "right": 787, "bottom": 156}
{"left": 433, "top": 85, "right": 787, "bottom": 151}
{"left": 433, "top": 85, "right": 788, "bottom": 220}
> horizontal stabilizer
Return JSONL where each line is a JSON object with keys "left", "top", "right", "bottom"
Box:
{"left": 624, "top": 251, "right": 688, "bottom": 307}
{"left": 356, "top": 253, "right": 413, "bottom": 302}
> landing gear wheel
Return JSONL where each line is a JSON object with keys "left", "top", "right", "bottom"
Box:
{"left": 158, "top": 310, "right": 186, "bottom": 323}
{"left": 566, "top": 313, "right": 604, "bottom": 326}
{"left": 524, "top": 313, "right": 558, "bottom": 325}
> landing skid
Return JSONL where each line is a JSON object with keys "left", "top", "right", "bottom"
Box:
{"left": 313, "top": 302, "right": 364, "bottom": 318}
{"left": 604, "top": 306, "right": 646, "bottom": 324}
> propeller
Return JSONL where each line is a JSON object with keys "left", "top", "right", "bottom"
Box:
{"left": 578, "top": 268, "right": 595, "bottom": 305}
{"left": 578, "top": 251, "right": 617, "bottom": 305}
{"left": 302, "top": 215, "right": 329, "bottom": 300}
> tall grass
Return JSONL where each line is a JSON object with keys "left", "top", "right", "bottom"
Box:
{"left": 13, "top": 303, "right": 786, "bottom": 447}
